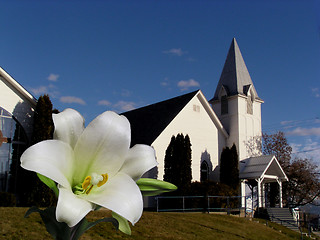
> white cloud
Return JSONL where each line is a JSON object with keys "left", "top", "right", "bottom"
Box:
{"left": 291, "top": 142, "right": 302, "bottom": 154}
{"left": 186, "top": 57, "right": 197, "bottom": 62}
{"left": 47, "top": 73, "right": 59, "bottom": 82}
{"left": 98, "top": 100, "right": 112, "bottom": 106}
{"left": 291, "top": 139, "right": 320, "bottom": 164}
{"left": 177, "top": 79, "right": 200, "bottom": 91}
{"left": 161, "top": 77, "right": 169, "bottom": 87}
{"left": 281, "top": 120, "right": 295, "bottom": 125}
{"left": 114, "top": 101, "right": 136, "bottom": 112}
{"left": 97, "top": 99, "right": 137, "bottom": 112}
{"left": 60, "top": 96, "right": 86, "bottom": 105}
{"left": 163, "top": 48, "right": 187, "bottom": 56}
{"left": 312, "top": 88, "right": 320, "bottom": 97}
{"left": 286, "top": 127, "right": 320, "bottom": 136}
{"left": 30, "top": 86, "right": 48, "bottom": 95}
{"left": 121, "top": 89, "right": 132, "bottom": 97}
{"left": 29, "top": 83, "right": 60, "bottom": 98}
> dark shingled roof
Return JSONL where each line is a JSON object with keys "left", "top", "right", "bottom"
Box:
{"left": 121, "top": 90, "right": 199, "bottom": 146}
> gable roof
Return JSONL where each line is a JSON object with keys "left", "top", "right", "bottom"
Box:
{"left": 122, "top": 90, "right": 199, "bottom": 146}
{"left": 0, "top": 66, "right": 37, "bottom": 107}
{"left": 239, "top": 155, "right": 288, "bottom": 182}
{"left": 211, "top": 38, "right": 262, "bottom": 102}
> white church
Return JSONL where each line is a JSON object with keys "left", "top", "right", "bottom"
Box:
{"left": 122, "top": 38, "right": 288, "bottom": 208}
{"left": 0, "top": 38, "right": 287, "bottom": 209}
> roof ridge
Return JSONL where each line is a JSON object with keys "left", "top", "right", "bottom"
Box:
{"left": 121, "top": 90, "right": 200, "bottom": 146}
{"left": 122, "top": 89, "right": 199, "bottom": 115}
{"left": 0, "top": 66, "right": 37, "bottom": 105}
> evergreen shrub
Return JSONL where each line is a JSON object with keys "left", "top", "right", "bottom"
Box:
{"left": 0, "top": 192, "right": 16, "bottom": 206}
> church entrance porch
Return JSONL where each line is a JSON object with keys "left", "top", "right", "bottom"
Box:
{"left": 239, "top": 155, "right": 288, "bottom": 210}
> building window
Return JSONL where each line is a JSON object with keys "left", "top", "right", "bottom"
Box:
{"left": 247, "top": 96, "right": 253, "bottom": 114}
{"left": 193, "top": 104, "right": 200, "bottom": 112}
{"left": 221, "top": 95, "right": 228, "bottom": 115}
{"left": 201, "top": 161, "right": 209, "bottom": 182}
{"left": 0, "top": 107, "right": 28, "bottom": 192}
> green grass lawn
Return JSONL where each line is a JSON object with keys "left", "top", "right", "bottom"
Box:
{"left": 0, "top": 207, "right": 315, "bottom": 240}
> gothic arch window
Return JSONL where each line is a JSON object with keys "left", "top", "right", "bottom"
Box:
{"left": 221, "top": 95, "right": 228, "bottom": 115}
{"left": 201, "top": 161, "right": 209, "bottom": 182}
{"left": 0, "top": 107, "right": 28, "bottom": 192}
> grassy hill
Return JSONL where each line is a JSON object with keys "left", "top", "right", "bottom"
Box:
{"left": 0, "top": 207, "right": 315, "bottom": 240}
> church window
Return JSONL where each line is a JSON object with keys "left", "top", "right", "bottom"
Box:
{"left": 221, "top": 96, "right": 228, "bottom": 115}
{"left": 247, "top": 96, "right": 253, "bottom": 114}
{"left": 201, "top": 161, "right": 209, "bottom": 182}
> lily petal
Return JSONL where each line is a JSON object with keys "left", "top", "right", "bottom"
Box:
{"left": 73, "top": 111, "right": 131, "bottom": 183}
{"left": 20, "top": 140, "right": 74, "bottom": 189}
{"left": 56, "top": 186, "right": 94, "bottom": 227}
{"left": 84, "top": 172, "right": 143, "bottom": 225}
{"left": 120, "top": 144, "right": 158, "bottom": 181}
{"left": 52, "top": 108, "right": 85, "bottom": 149}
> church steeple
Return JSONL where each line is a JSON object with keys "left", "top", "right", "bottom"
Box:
{"left": 210, "top": 38, "right": 263, "bottom": 160}
{"left": 211, "top": 38, "right": 261, "bottom": 102}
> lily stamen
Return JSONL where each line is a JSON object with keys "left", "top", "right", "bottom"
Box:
{"left": 80, "top": 173, "right": 108, "bottom": 195}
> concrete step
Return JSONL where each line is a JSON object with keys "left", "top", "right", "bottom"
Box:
{"left": 267, "top": 208, "right": 300, "bottom": 232}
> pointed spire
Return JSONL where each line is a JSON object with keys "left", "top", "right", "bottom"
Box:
{"left": 212, "top": 38, "right": 260, "bottom": 101}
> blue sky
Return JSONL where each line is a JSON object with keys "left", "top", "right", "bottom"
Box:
{"left": 1, "top": 0, "right": 320, "bottom": 163}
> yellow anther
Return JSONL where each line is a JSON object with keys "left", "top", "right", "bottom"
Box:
{"left": 80, "top": 173, "right": 108, "bottom": 195}
{"left": 85, "top": 185, "right": 94, "bottom": 194}
{"left": 82, "top": 176, "right": 92, "bottom": 190}
{"left": 97, "top": 173, "right": 108, "bottom": 187}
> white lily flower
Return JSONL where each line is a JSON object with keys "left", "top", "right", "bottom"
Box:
{"left": 21, "top": 109, "right": 157, "bottom": 227}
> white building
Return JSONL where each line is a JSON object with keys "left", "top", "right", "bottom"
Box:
{"left": 123, "top": 38, "right": 288, "bottom": 208}
{"left": 0, "top": 67, "right": 37, "bottom": 191}
{"left": 0, "top": 38, "right": 287, "bottom": 209}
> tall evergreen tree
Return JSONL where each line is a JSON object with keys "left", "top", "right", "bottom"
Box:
{"left": 182, "top": 134, "right": 192, "bottom": 187}
{"left": 230, "top": 144, "right": 239, "bottom": 190}
{"left": 32, "top": 94, "right": 54, "bottom": 144}
{"left": 220, "top": 143, "right": 239, "bottom": 191}
{"left": 26, "top": 95, "right": 56, "bottom": 206}
{"left": 163, "top": 133, "right": 192, "bottom": 194}
{"left": 163, "top": 136, "right": 175, "bottom": 183}
{"left": 8, "top": 122, "right": 28, "bottom": 197}
{"left": 220, "top": 146, "right": 231, "bottom": 185}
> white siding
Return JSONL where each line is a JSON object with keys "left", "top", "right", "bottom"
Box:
{"left": 212, "top": 95, "right": 262, "bottom": 161}
{"left": 0, "top": 76, "right": 36, "bottom": 141}
{"left": 237, "top": 97, "right": 262, "bottom": 160}
{"left": 152, "top": 94, "right": 226, "bottom": 182}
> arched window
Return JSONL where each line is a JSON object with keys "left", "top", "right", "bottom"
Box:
{"left": 201, "top": 161, "right": 209, "bottom": 182}
{"left": 0, "top": 107, "right": 28, "bottom": 192}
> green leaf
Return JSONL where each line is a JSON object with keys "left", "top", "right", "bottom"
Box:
{"left": 37, "top": 173, "right": 59, "bottom": 197}
{"left": 25, "top": 206, "right": 71, "bottom": 240}
{"left": 112, "top": 212, "right": 131, "bottom": 235}
{"left": 71, "top": 216, "right": 118, "bottom": 240}
{"left": 136, "top": 178, "right": 177, "bottom": 196}
{"left": 25, "top": 206, "right": 119, "bottom": 240}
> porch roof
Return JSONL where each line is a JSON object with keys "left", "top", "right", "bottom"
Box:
{"left": 239, "top": 155, "right": 288, "bottom": 182}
